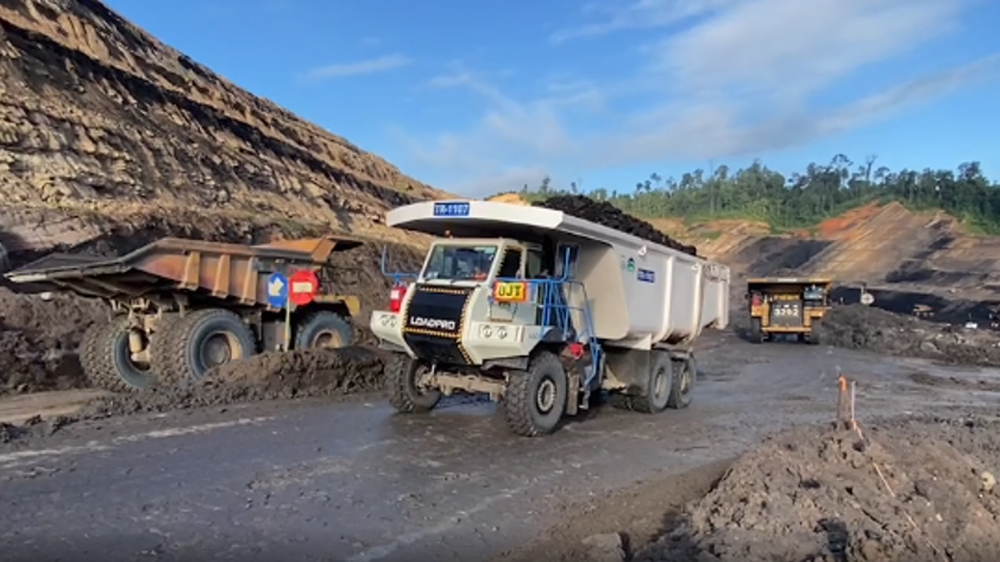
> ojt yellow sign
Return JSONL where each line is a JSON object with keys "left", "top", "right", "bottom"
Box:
{"left": 493, "top": 281, "right": 528, "bottom": 303}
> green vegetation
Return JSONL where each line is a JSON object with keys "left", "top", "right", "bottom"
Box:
{"left": 512, "top": 155, "right": 999, "bottom": 234}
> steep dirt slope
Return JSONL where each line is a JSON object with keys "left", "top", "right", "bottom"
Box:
{"left": 0, "top": 0, "right": 452, "bottom": 263}
{"left": 795, "top": 202, "right": 1000, "bottom": 297}
{"left": 0, "top": 0, "right": 454, "bottom": 394}
{"left": 803, "top": 203, "right": 944, "bottom": 283}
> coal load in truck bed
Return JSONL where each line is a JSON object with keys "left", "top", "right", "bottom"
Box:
{"left": 533, "top": 195, "right": 698, "bottom": 256}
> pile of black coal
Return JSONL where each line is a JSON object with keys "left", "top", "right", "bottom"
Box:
{"left": 533, "top": 195, "right": 698, "bottom": 256}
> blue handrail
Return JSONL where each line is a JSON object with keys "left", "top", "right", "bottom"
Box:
{"left": 491, "top": 248, "right": 604, "bottom": 391}
{"left": 379, "top": 245, "right": 418, "bottom": 286}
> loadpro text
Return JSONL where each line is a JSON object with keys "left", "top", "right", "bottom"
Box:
{"left": 409, "top": 316, "right": 458, "bottom": 331}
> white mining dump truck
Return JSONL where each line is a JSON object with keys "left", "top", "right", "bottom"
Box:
{"left": 371, "top": 200, "right": 730, "bottom": 437}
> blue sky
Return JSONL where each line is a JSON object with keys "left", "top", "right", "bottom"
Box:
{"left": 103, "top": 0, "right": 1000, "bottom": 197}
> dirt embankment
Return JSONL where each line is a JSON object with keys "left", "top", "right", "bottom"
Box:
{"left": 0, "top": 345, "right": 393, "bottom": 444}
{"left": 0, "top": 288, "right": 106, "bottom": 395}
{"left": 817, "top": 304, "right": 1000, "bottom": 367}
{"left": 639, "top": 418, "right": 1000, "bottom": 561}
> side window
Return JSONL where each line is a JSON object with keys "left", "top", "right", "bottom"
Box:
{"left": 526, "top": 249, "right": 545, "bottom": 278}
{"left": 497, "top": 248, "right": 522, "bottom": 278}
{"left": 554, "top": 243, "right": 579, "bottom": 279}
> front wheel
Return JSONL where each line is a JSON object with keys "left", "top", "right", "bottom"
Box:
{"left": 808, "top": 320, "right": 823, "bottom": 345}
{"left": 749, "top": 318, "right": 764, "bottom": 344}
{"left": 388, "top": 357, "right": 441, "bottom": 413}
{"left": 503, "top": 351, "right": 568, "bottom": 437}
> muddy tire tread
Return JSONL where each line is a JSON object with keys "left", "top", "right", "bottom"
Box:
{"left": 148, "top": 313, "right": 183, "bottom": 387}
{"left": 609, "top": 392, "right": 635, "bottom": 411}
{"left": 750, "top": 318, "right": 764, "bottom": 344}
{"left": 79, "top": 318, "right": 132, "bottom": 393}
{"left": 294, "top": 310, "right": 353, "bottom": 350}
{"left": 503, "top": 351, "right": 567, "bottom": 437}
{"left": 159, "top": 308, "right": 257, "bottom": 384}
{"left": 631, "top": 351, "right": 672, "bottom": 414}
{"left": 667, "top": 356, "right": 695, "bottom": 409}
{"left": 388, "top": 357, "right": 441, "bottom": 413}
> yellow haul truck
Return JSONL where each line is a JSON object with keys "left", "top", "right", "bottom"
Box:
{"left": 746, "top": 277, "right": 832, "bottom": 344}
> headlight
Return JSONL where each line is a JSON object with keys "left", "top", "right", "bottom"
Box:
{"left": 497, "top": 327, "right": 508, "bottom": 339}
{"left": 480, "top": 325, "right": 493, "bottom": 338}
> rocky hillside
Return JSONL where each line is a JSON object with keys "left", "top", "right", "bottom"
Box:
{"left": 0, "top": 0, "right": 451, "bottom": 264}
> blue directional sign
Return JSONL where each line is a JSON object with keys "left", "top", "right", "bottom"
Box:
{"left": 266, "top": 272, "right": 288, "bottom": 308}
{"left": 433, "top": 201, "right": 470, "bottom": 217}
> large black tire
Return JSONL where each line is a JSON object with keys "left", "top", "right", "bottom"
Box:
{"left": 79, "top": 317, "right": 157, "bottom": 392}
{"left": 749, "top": 317, "right": 764, "bottom": 343}
{"left": 503, "top": 351, "right": 568, "bottom": 437}
{"left": 808, "top": 321, "right": 823, "bottom": 345}
{"left": 148, "top": 313, "right": 182, "bottom": 386}
{"left": 388, "top": 357, "right": 441, "bottom": 413}
{"left": 158, "top": 309, "right": 258, "bottom": 383}
{"left": 630, "top": 351, "right": 673, "bottom": 414}
{"left": 667, "top": 356, "right": 696, "bottom": 409}
{"left": 608, "top": 392, "right": 634, "bottom": 411}
{"left": 294, "top": 310, "right": 353, "bottom": 350}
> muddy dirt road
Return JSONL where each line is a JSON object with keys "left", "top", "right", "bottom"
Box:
{"left": 0, "top": 332, "right": 996, "bottom": 562}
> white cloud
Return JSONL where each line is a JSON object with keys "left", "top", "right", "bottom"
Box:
{"left": 305, "top": 54, "right": 411, "bottom": 80}
{"left": 397, "top": 0, "right": 997, "bottom": 195}
{"left": 651, "top": 0, "right": 962, "bottom": 99}
{"left": 550, "top": 0, "right": 738, "bottom": 44}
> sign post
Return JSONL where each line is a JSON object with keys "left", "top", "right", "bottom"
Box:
{"left": 284, "top": 293, "right": 292, "bottom": 351}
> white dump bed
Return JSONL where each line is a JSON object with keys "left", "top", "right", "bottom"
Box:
{"left": 388, "top": 200, "right": 730, "bottom": 347}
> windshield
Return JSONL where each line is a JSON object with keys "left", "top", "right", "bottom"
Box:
{"left": 803, "top": 285, "right": 826, "bottom": 300}
{"left": 422, "top": 244, "right": 498, "bottom": 282}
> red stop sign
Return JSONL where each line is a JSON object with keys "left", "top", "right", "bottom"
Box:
{"left": 288, "top": 269, "right": 319, "bottom": 306}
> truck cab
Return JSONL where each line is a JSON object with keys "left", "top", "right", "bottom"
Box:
{"left": 372, "top": 236, "right": 582, "bottom": 368}
{"left": 746, "top": 277, "right": 832, "bottom": 344}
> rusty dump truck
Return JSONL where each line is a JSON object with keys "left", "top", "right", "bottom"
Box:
{"left": 4, "top": 236, "right": 362, "bottom": 392}
{"left": 746, "top": 277, "right": 832, "bottom": 344}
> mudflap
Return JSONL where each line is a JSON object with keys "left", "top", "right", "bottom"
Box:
{"left": 603, "top": 347, "right": 651, "bottom": 396}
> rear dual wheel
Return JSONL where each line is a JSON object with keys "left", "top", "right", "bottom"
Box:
{"left": 152, "top": 308, "right": 258, "bottom": 385}
{"left": 610, "top": 352, "right": 695, "bottom": 413}
{"left": 79, "top": 316, "right": 157, "bottom": 392}
{"left": 294, "top": 310, "right": 353, "bottom": 350}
